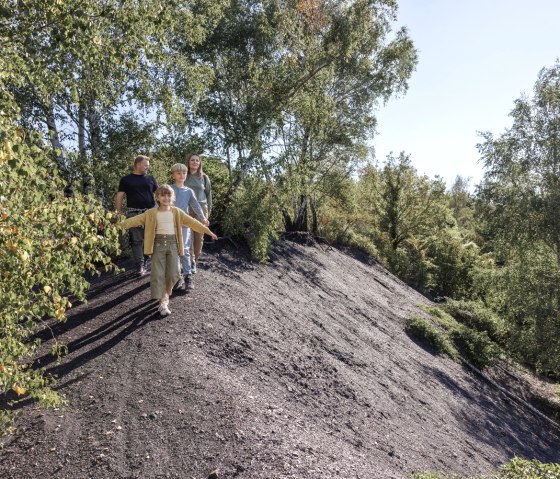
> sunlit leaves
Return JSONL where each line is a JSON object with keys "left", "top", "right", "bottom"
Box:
{"left": 0, "top": 121, "right": 120, "bottom": 422}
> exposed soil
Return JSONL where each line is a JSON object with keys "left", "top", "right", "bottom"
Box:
{"left": 1, "top": 237, "right": 559, "bottom": 479}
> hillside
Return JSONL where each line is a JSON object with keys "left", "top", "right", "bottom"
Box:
{"left": 1, "top": 238, "right": 559, "bottom": 479}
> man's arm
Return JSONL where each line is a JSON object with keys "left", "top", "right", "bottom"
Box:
{"left": 114, "top": 191, "right": 125, "bottom": 213}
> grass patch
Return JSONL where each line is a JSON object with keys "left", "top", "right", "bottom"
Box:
{"left": 405, "top": 316, "right": 458, "bottom": 360}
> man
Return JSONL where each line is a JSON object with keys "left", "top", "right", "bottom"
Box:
{"left": 115, "top": 155, "right": 158, "bottom": 276}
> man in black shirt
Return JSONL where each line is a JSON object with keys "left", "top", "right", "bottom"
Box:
{"left": 115, "top": 155, "right": 158, "bottom": 276}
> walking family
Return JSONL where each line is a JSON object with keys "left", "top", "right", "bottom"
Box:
{"left": 115, "top": 154, "right": 216, "bottom": 316}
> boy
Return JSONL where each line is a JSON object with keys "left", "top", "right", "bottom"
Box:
{"left": 169, "top": 163, "right": 207, "bottom": 291}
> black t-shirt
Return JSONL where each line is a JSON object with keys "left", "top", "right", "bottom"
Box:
{"left": 118, "top": 174, "right": 158, "bottom": 209}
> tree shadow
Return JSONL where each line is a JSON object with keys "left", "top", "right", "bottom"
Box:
{"left": 32, "top": 281, "right": 150, "bottom": 344}
{"left": 7, "top": 299, "right": 160, "bottom": 412}
{"left": 418, "top": 363, "right": 560, "bottom": 463}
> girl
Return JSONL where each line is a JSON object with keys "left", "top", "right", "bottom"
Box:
{"left": 184, "top": 153, "right": 212, "bottom": 274}
{"left": 119, "top": 185, "right": 218, "bottom": 316}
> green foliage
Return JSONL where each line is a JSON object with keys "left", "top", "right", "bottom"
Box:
{"left": 0, "top": 122, "right": 120, "bottom": 430}
{"left": 426, "top": 232, "right": 483, "bottom": 299}
{"left": 418, "top": 305, "right": 459, "bottom": 330}
{"left": 441, "top": 300, "right": 507, "bottom": 345}
{"left": 405, "top": 317, "right": 458, "bottom": 360}
{"left": 417, "top": 304, "right": 502, "bottom": 370}
{"left": 449, "top": 326, "right": 502, "bottom": 370}
{"left": 412, "top": 457, "right": 560, "bottom": 479}
{"left": 496, "top": 457, "right": 560, "bottom": 478}
{"left": 388, "top": 241, "right": 431, "bottom": 291}
{"left": 198, "top": 155, "right": 231, "bottom": 227}
{"left": 221, "top": 179, "right": 281, "bottom": 262}
{"left": 475, "top": 62, "right": 560, "bottom": 376}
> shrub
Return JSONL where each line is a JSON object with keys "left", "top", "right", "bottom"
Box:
{"left": 442, "top": 299, "right": 507, "bottom": 345}
{"left": 449, "top": 326, "right": 502, "bottom": 370}
{"left": 221, "top": 179, "right": 281, "bottom": 262}
{"left": 405, "top": 316, "right": 458, "bottom": 360}
{"left": 1, "top": 123, "right": 120, "bottom": 433}
{"left": 496, "top": 456, "right": 560, "bottom": 478}
{"left": 419, "top": 305, "right": 459, "bottom": 330}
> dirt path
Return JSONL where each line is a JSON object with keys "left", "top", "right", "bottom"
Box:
{"left": 1, "top": 239, "right": 559, "bottom": 479}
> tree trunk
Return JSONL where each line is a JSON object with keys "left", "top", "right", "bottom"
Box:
{"left": 45, "top": 103, "right": 73, "bottom": 197}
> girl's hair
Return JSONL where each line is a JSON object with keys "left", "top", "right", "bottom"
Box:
{"left": 186, "top": 152, "right": 204, "bottom": 179}
{"left": 171, "top": 163, "right": 187, "bottom": 173}
{"left": 155, "top": 185, "right": 176, "bottom": 203}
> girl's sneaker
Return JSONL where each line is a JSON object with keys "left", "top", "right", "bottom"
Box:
{"left": 191, "top": 261, "right": 197, "bottom": 274}
{"left": 158, "top": 303, "right": 171, "bottom": 316}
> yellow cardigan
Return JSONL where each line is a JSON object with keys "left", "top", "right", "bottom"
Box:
{"left": 119, "top": 207, "right": 212, "bottom": 256}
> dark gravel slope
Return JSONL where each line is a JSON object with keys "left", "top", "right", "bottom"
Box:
{"left": 1, "top": 239, "right": 559, "bottom": 479}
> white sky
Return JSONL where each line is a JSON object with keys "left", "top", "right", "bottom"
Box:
{"left": 373, "top": 0, "right": 560, "bottom": 188}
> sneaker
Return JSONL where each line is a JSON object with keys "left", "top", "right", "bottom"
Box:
{"left": 185, "top": 274, "right": 194, "bottom": 290}
{"left": 176, "top": 276, "right": 185, "bottom": 289}
{"left": 136, "top": 265, "right": 147, "bottom": 277}
{"left": 158, "top": 303, "right": 171, "bottom": 316}
{"left": 191, "top": 261, "right": 197, "bottom": 274}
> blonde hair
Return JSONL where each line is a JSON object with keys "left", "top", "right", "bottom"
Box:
{"left": 155, "top": 185, "right": 176, "bottom": 203}
{"left": 171, "top": 163, "right": 187, "bottom": 173}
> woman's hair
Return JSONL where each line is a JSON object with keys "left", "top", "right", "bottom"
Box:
{"left": 155, "top": 184, "right": 176, "bottom": 203}
{"left": 171, "top": 163, "right": 187, "bottom": 173}
{"left": 186, "top": 152, "right": 204, "bottom": 179}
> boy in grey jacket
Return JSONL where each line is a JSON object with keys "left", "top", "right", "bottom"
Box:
{"left": 169, "top": 163, "right": 208, "bottom": 290}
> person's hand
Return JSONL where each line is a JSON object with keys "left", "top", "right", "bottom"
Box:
{"left": 208, "top": 232, "right": 218, "bottom": 241}
{"left": 203, "top": 218, "right": 210, "bottom": 227}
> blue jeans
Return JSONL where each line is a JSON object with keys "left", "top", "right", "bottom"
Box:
{"left": 179, "top": 226, "right": 192, "bottom": 276}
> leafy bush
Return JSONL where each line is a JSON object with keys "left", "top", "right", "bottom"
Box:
{"left": 442, "top": 299, "right": 507, "bottom": 345}
{"left": 405, "top": 317, "right": 458, "bottom": 360}
{"left": 412, "top": 457, "right": 560, "bottom": 479}
{"left": 495, "top": 456, "right": 560, "bottom": 478}
{"left": 0, "top": 123, "right": 120, "bottom": 432}
{"left": 419, "top": 303, "right": 502, "bottom": 370}
{"left": 389, "top": 242, "right": 431, "bottom": 292}
{"left": 448, "top": 326, "right": 502, "bottom": 370}
{"left": 221, "top": 179, "right": 281, "bottom": 262}
{"left": 419, "top": 305, "right": 459, "bottom": 330}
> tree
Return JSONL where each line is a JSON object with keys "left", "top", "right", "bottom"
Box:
{"left": 3, "top": 0, "right": 227, "bottom": 195}
{"left": 476, "top": 61, "right": 560, "bottom": 374}
{"left": 184, "top": 0, "right": 417, "bottom": 249}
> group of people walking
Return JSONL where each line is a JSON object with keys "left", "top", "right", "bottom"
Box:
{"left": 114, "top": 154, "right": 217, "bottom": 317}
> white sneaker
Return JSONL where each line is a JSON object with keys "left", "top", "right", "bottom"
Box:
{"left": 176, "top": 276, "right": 185, "bottom": 289}
{"left": 158, "top": 303, "right": 171, "bottom": 316}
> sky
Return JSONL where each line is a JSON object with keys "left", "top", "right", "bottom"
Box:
{"left": 373, "top": 0, "right": 560, "bottom": 189}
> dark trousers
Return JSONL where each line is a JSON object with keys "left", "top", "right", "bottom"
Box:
{"left": 126, "top": 210, "right": 146, "bottom": 268}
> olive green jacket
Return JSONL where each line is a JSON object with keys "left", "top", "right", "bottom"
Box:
{"left": 119, "top": 207, "right": 212, "bottom": 256}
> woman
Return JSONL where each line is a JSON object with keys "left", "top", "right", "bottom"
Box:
{"left": 185, "top": 153, "right": 212, "bottom": 274}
